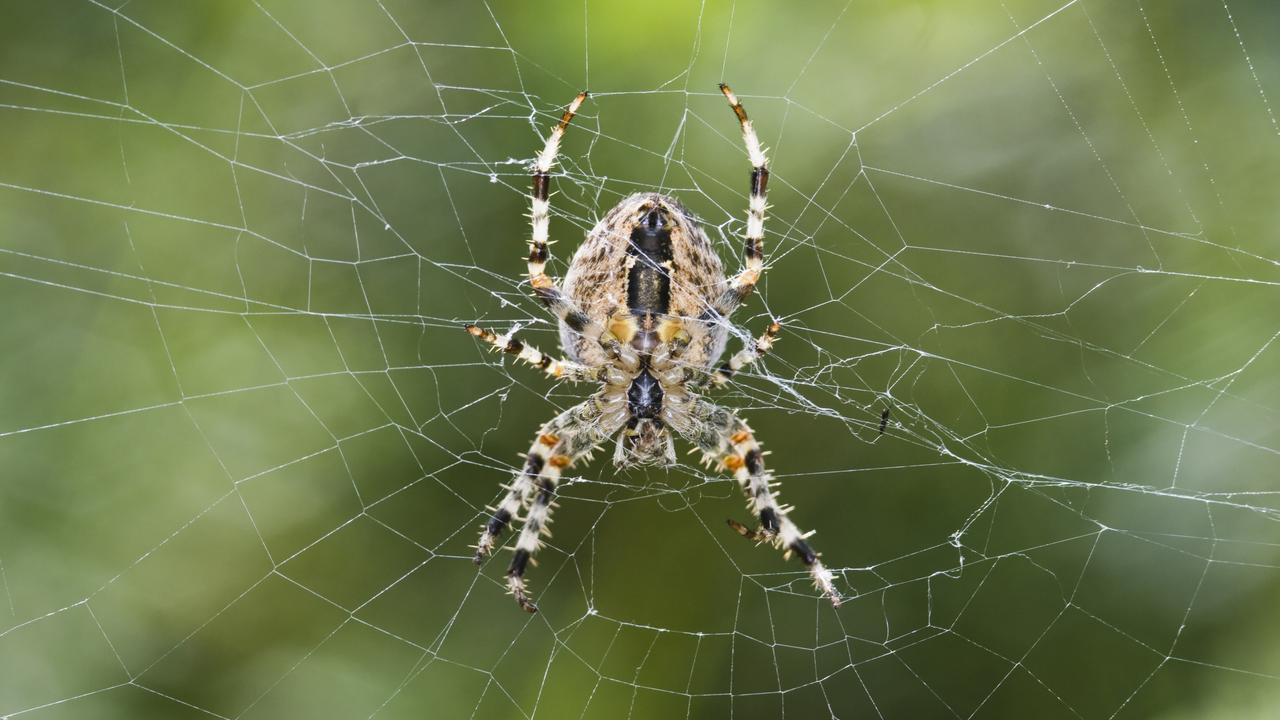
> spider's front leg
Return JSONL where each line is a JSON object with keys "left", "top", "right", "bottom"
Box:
{"left": 516, "top": 91, "right": 633, "bottom": 363}
{"left": 474, "top": 390, "right": 625, "bottom": 612}
{"left": 717, "top": 84, "right": 770, "bottom": 317}
{"left": 669, "top": 397, "right": 840, "bottom": 606}
{"left": 525, "top": 92, "right": 593, "bottom": 319}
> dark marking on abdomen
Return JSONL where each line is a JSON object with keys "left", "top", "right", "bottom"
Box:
{"left": 627, "top": 208, "right": 673, "bottom": 317}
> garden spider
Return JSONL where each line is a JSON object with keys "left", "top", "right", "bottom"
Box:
{"left": 467, "top": 85, "right": 839, "bottom": 612}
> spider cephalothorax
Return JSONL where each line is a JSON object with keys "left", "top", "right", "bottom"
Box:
{"left": 467, "top": 86, "right": 839, "bottom": 612}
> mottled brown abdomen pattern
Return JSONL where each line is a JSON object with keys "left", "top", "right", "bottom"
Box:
{"left": 561, "top": 193, "right": 729, "bottom": 368}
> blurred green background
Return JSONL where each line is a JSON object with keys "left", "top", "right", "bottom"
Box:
{"left": 2, "top": 0, "right": 1278, "bottom": 717}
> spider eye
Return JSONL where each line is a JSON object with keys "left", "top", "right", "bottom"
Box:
{"left": 644, "top": 208, "right": 664, "bottom": 230}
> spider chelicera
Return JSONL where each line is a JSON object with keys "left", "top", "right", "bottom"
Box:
{"left": 466, "top": 85, "right": 839, "bottom": 612}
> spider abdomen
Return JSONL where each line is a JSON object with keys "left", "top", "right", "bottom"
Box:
{"left": 561, "top": 193, "right": 728, "bottom": 370}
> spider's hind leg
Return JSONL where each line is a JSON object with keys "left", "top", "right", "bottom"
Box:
{"left": 672, "top": 398, "right": 840, "bottom": 606}
{"left": 474, "top": 391, "right": 624, "bottom": 612}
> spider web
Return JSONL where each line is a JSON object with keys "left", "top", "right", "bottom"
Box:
{"left": 1, "top": 0, "right": 1279, "bottom": 717}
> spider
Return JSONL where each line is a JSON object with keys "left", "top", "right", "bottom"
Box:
{"left": 466, "top": 85, "right": 839, "bottom": 612}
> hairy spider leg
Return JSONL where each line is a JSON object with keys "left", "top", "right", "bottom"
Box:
{"left": 473, "top": 393, "right": 624, "bottom": 612}
{"left": 515, "top": 91, "right": 638, "bottom": 365}
{"left": 674, "top": 397, "right": 840, "bottom": 606}
{"left": 694, "top": 320, "right": 781, "bottom": 390}
{"left": 465, "top": 324, "right": 602, "bottom": 383}
{"left": 718, "top": 84, "right": 770, "bottom": 315}
{"left": 528, "top": 91, "right": 588, "bottom": 295}
{"left": 503, "top": 445, "right": 568, "bottom": 614}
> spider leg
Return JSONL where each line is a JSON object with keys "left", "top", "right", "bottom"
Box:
{"left": 669, "top": 397, "right": 839, "bottom": 606}
{"left": 527, "top": 91, "right": 587, "bottom": 301}
{"left": 517, "top": 92, "right": 639, "bottom": 367}
{"left": 465, "top": 324, "right": 602, "bottom": 383}
{"left": 474, "top": 391, "right": 625, "bottom": 612}
{"left": 692, "top": 320, "right": 781, "bottom": 391}
{"left": 717, "top": 84, "right": 770, "bottom": 316}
